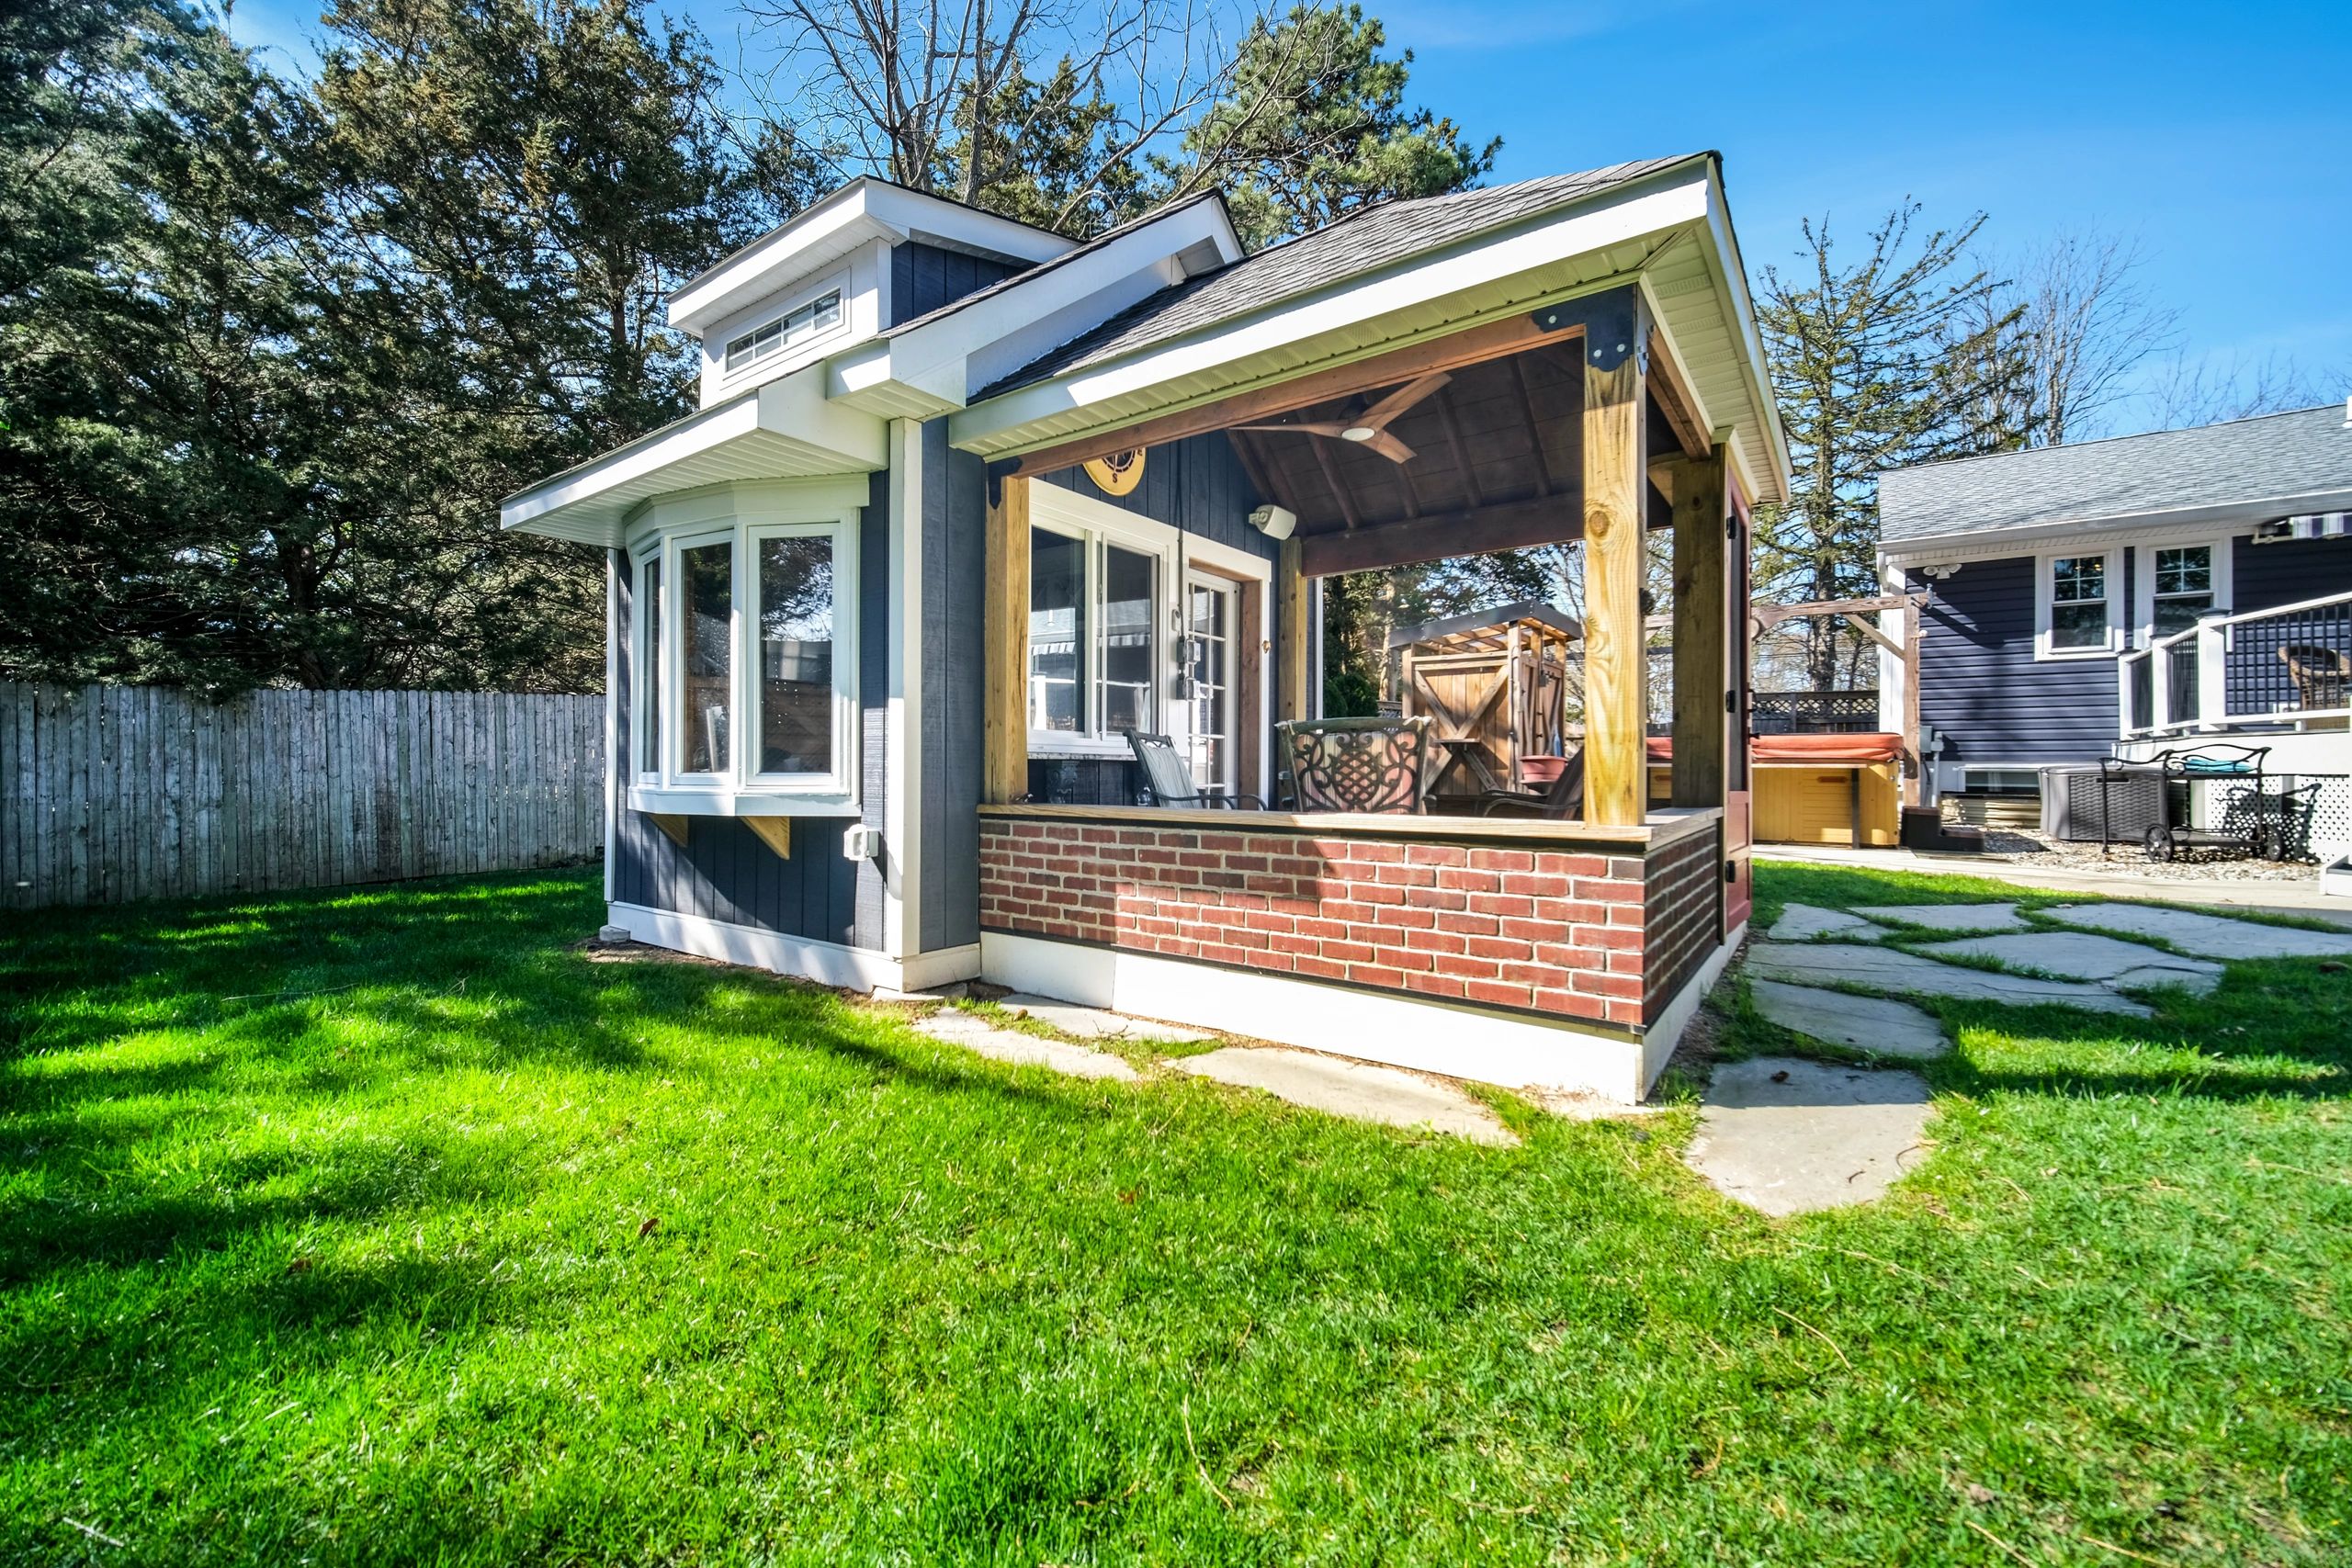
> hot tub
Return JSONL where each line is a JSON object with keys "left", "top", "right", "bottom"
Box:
{"left": 1648, "top": 732, "right": 1904, "bottom": 847}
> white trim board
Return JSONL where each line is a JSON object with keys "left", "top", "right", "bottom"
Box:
{"left": 980, "top": 931, "right": 1726, "bottom": 1103}
{"left": 610, "top": 901, "right": 980, "bottom": 993}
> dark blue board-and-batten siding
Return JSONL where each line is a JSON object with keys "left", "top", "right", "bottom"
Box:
{"left": 890, "top": 242, "right": 1025, "bottom": 327}
{"left": 1911, "top": 554, "right": 2121, "bottom": 767}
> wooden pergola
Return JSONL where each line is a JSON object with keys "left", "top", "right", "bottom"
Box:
{"left": 976, "top": 284, "right": 1747, "bottom": 831}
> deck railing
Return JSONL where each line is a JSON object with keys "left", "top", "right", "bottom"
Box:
{"left": 2118, "top": 589, "right": 2352, "bottom": 739}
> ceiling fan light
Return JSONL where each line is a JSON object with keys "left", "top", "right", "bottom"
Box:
{"left": 1340, "top": 425, "right": 1376, "bottom": 442}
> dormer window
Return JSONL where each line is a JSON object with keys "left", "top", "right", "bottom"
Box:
{"left": 724, "top": 289, "right": 842, "bottom": 373}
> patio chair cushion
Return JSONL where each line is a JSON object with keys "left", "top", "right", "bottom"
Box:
{"left": 1279, "top": 716, "right": 1430, "bottom": 814}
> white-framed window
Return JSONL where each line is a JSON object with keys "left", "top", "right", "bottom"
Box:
{"left": 2033, "top": 547, "right": 2123, "bottom": 660}
{"left": 723, "top": 288, "right": 842, "bottom": 375}
{"left": 2132, "top": 537, "right": 2233, "bottom": 644}
{"left": 627, "top": 479, "right": 864, "bottom": 815}
{"left": 1026, "top": 518, "right": 1164, "bottom": 750}
{"left": 1183, "top": 574, "right": 1238, "bottom": 794}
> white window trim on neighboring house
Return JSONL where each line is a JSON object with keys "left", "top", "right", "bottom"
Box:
{"left": 2031, "top": 545, "right": 2126, "bottom": 661}
{"left": 1024, "top": 481, "right": 1273, "bottom": 796}
{"left": 2127, "top": 531, "right": 2234, "bottom": 649}
{"left": 626, "top": 477, "right": 866, "bottom": 817}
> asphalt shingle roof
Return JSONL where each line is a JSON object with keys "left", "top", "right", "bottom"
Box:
{"left": 974, "top": 154, "right": 1707, "bottom": 400}
{"left": 1878, "top": 403, "right": 2352, "bottom": 546}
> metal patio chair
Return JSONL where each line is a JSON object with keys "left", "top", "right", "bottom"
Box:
{"left": 1276, "top": 716, "right": 1430, "bottom": 814}
{"left": 1125, "top": 730, "right": 1264, "bottom": 808}
{"left": 1476, "top": 746, "right": 1585, "bottom": 820}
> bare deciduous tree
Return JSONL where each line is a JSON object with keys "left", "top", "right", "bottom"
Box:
{"left": 2005, "top": 231, "right": 2182, "bottom": 446}
{"left": 2142, "top": 349, "right": 2340, "bottom": 431}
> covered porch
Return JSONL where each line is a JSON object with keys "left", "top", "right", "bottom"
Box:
{"left": 961, "top": 238, "right": 1782, "bottom": 1098}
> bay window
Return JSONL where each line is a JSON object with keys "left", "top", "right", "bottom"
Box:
{"left": 628, "top": 479, "right": 863, "bottom": 814}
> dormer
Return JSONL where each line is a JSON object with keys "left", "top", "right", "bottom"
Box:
{"left": 668, "top": 180, "right": 1078, "bottom": 409}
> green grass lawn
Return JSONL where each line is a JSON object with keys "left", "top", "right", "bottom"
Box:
{"left": 3, "top": 865, "right": 2346, "bottom": 1565}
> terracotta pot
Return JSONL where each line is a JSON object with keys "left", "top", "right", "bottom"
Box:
{"left": 1520, "top": 755, "right": 1567, "bottom": 785}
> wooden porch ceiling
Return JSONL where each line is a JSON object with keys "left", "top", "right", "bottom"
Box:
{"left": 1218, "top": 342, "right": 1690, "bottom": 579}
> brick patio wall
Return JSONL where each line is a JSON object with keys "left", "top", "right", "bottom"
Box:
{"left": 1641, "top": 825, "right": 1722, "bottom": 1012}
{"left": 978, "top": 815, "right": 1724, "bottom": 1031}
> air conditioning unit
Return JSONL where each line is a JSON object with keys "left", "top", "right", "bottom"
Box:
{"left": 2252, "top": 512, "right": 2350, "bottom": 545}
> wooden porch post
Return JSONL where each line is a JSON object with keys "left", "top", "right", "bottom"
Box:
{"left": 983, "top": 473, "right": 1031, "bottom": 805}
{"left": 1581, "top": 293, "right": 1649, "bottom": 827}
{"left": 1275, "top": 536, "right": 1309, "bottom": 727}
{"left": 1668, "top": 444, "right": 1730, "bottom": 807}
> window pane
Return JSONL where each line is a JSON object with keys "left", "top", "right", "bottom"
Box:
{"left": 2052, "top": 600, "right": 2108, "bottom": 649}
{"left": 1101, "top": 544, "right": 1156, "bottom": 736}
{"left": 1029, "top": 530, "right": 1087, "bottom": 732}
{"left": 2154, "top": 546, "right": 2211, "bottom": 596}
{"left": 2153, "top": 595, "right": 2211, "bottom": 636}
{"left": 682, "top": 541, "right": 731, "bottom": 773}
{"left": 2052, "top": 556, "right": 2105, "bottom": 604}
{"left": 758, "top": 536, "right": 834, "bottom": 775}
{"left": 641, "top": 557, "right": 662, "bottom": 773}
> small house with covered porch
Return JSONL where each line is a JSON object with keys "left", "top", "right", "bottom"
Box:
{"left": 502, "top": 155, "right": 1789, "bottom": 1102}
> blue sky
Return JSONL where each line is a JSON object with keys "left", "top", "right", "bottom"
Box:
{"left": 227, "top": 0, "right": 2350, "bottom": 428}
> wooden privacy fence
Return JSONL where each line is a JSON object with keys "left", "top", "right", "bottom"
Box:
{"left": 1, "top": 684, "right": 604, "bottom": 910}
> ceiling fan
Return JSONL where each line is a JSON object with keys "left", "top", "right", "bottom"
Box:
{"left": 1234, "top": 372, "right": 1450, "bottom": 465}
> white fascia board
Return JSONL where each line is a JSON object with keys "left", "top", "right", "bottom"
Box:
{"left": 670, "top": 181, "right": 1074, "bottom": 336}
{"left": 861, "top": 201, "right": 1246, "bottom": 414}
{"left": 502, "top": 391, "right": 763, "bottom": 533}
{"left": 949, "top": 170, "right": 1713, "bottom": 452}
{"left": 1696, "top": 160, "right": 1791, "bottom": 500}
{"left": 500, "top": 366, "right": 888, "bottom": 545}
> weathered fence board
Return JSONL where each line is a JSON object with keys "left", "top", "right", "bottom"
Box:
{"left": 0, "top": 683, "right": 604, "bottom": 909}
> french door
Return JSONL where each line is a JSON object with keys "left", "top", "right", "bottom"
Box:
{"left": 1183, "top": 575, "right": 1238, "bottom": 796}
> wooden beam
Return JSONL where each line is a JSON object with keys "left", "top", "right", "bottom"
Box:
{"left": 1298, "top": 491, "right": 1583, "bottom": 577}
{"left": 743, "top": 816, "right": 792, "bottom": 858}
{"left": 648, "top": 812, "right": 690, "bottom": 849}
{"left": 1225, "top": 427, "right": 1281, "bottom": 506}
{"left": 1505, "top": 354, "right": 1556, "bottom": 499}
{"left": 1845, "top": 616, "right": 1903, "bottom": 661}
{"left": 1306, "top": 435, "right": 1363, "bottom": 530}
{"left": 1237, "top": 580, "right": 1265, "bottom": 800}
{"left": 1435, "top": 385, "right": 1484, "bottom": 507}
{"left": 983, "top": 474, "right": 1032, "bottom": 805}
{"left": 996, "top": 306, "right": 1601, "bottom": 479}
{"left": 1582, "top": 295, "right": 1649, "bottom": 828}
{"left": 1275, "top": 536, "right": 1310, "bottom": 737}
{"left": 1668, "top": 446, "right": 1728, "bottom": 809}
{"left": 1902, "top": 600, "right": 1924, "bottom": 807}
{"left": 1750, "top": 592, "right": 1926, "bottom": 631}
{"left": 1645, "top": 330, "right": 1711, "bottom": 460}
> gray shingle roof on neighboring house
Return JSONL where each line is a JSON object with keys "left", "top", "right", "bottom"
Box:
{"left": 1878, "top": 402, "right": 2352, "bottom": 547}
{"left": 974, "top": 154, "right": 1709, "bottom": 400}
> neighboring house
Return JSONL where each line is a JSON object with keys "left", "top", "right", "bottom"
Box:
{"left": 1876, "top": 403, "right": 2352, "bottom": 807}
{"left": 501, "top": 155, "right": 1788, "bottom": 1102}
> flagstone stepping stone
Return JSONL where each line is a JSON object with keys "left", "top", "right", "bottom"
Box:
{"left": 2041, "top": 903, "right": 2352, "bottom": 961}
{"left": 1746, "top": 942, "right": 2153, "bottom": 1017}
{"left": 1170, "top": 1046, "right": 1517, "bottom": 1145}
{"left": 914, "top": 1009, "right": 1139, "bottom": 1081}
{"left": 1919, "top": 931, "right": 2222, "bottom": 995}
{"left": 995, "top": 993, "right": 1212, "bottom": 1044}
{"left": 1748, "top": 978, "right": 1949, "bottom": 1058}
{"left": 1853, "top": 901, "right": 2029, "bottom": 933}
{"left": 1686, "top": 1056, "right": 1932, "bottom": 1216}
{"left": 1769, "top": 903, "right": 1880, "bottom": 942}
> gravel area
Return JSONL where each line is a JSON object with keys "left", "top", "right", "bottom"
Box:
{"left": 1973, "top": 828, "right": 2320, "bottom": 884}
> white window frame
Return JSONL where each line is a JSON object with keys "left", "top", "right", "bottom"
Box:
{"left": 1023, "top": 484, "right": 1273, "bottom": 799}
{"left": 1024, "top": 506, "right": 1175, "bottom": 759}
{"left": 2130, "top": 534, "right": 2233, "bottom": 649}
{"left": 1182, "top": 571, "right": 1240, "bottom": 795}
{"left": 626, "top": 479, "right": 865, "bottom": 817}
{"left": 711, "top": 268, "right": 852, "bottom": 393}
{"left": 2033, "top": 545, "right": 2125, "bottom": 660}
{"left": 629, "top": 539, "right": 664, "bottom": 783}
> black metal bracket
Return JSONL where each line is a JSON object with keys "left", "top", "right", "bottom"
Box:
{"left": 1723, "top": 859, "right": 1738, "bottom": 885}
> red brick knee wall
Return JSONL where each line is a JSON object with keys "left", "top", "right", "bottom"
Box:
{"left": 978, "top": 814, "right": 1723, "bottom": 1032}
{"left": 1643, "top": 826, "right": 1724, "bottom": 1012}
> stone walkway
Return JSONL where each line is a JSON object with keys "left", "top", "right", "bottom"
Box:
{"left": 1171, "top": 1046, "right": 1518, "bottom": 1145}
{"left": 1700, "top": 895, "right": 2351, "bottom": 1215}
{"left": 1685, "top": 1057, "right": 1932, "bottom": 1216}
